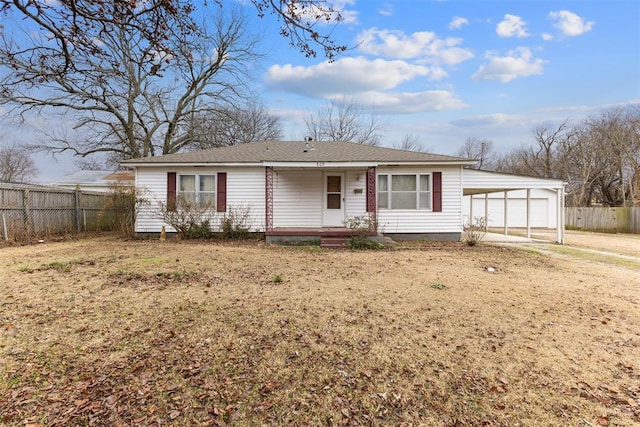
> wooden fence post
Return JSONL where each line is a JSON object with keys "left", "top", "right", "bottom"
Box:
{"left": 2, "top": 212, "right": 8, "bottom": 241}
{"left": 23, "top": 189, "right": 31, "bottom": 235}
{"left": 75, "top": 187, "right": 82, "bottom": 232}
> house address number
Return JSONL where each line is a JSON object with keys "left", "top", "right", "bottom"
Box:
{"left": 316, "top": 162, "right": 325, "bottom": 167}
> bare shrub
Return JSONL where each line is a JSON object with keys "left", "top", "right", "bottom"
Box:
{"left": 462, "top": 217, "right": 487, "bottom": 246}
{"left": 158, "top": 199, "right": 213, "bottom": 239}
{"left": 344, "top": 215, "right": 382, "bottom": 250}
{"left": 98, "top": 184, "right": 143, "bottom": 237}
{"left": 220, "top": 205, "right": 253, "bottom": 239}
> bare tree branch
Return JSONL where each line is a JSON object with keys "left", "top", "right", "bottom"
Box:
{"left": 304, "top": 98, "right": 387, "bottom": 146}
{"left": 0, "top": 143, "right": 38, "bottom": 182}
{"left": 455, "top": 137, "right": 495, "bottom": 170}
{"left": 2, "top": 7, "right": 260, "bottom": 161}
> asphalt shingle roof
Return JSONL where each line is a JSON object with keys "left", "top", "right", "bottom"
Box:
{"left": 121, "top": 141, "right": 473, "bottom": 165}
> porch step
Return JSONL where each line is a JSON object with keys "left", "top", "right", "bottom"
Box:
{"left": 320, "top": 237, "right": 350, "bottom": 249}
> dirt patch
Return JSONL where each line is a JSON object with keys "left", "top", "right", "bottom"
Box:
{"left": 1, "top": 237, "right": 639, "bottom": 426}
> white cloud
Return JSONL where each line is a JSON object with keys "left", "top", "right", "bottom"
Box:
{"left": 290, "top": 0, "right": 358, "bottom": 26}
{"left": 541, "top": 33, "right": 553, "bottom": 41}
{"left": 265, "top": 57, "right": 444, "bottom": 98}
{"left": 472, "top": 47, "right": 545, "bottom": 83}
{"left": 549, "top": 10, "right": 594, "bottom": 37}
{"left": 449, "top": 16, "right": 469, "bottom": 30}
{"left": 496, "top": 14, "right": 530, "bottom": 38}
{"left": 450, "top": 113, "right": 514, "bottom": 127}
{"left": 356, "top": 28, "right": 474, "bottom": 65}
{"left": 378, "top": 3, "right": 393, "bottom": 17}
{"left": 358, "top": 90, "right": 468, "bottom": 113}
{"left": 264, "top": 56, "right": 468, "bottom": 114}
{"left": 333, "top": 0, "right": 359, "bottom": 24}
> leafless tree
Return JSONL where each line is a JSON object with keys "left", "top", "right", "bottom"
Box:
{"left": 0, "top": 144, "right": 38, "bottom": 182}
{"left": 495, "top": 121, "right": 574, "bottom": 178}
{"left": 494, "top": 107, "right": 640, "bottom": 207}
{"left": 494, "top": 148, "right": 532, "bottom": 176}
{"left": 529, "top": 121, "right": 576, "bottom": 178}
{"left": 0, "top": 0, "right": 346, "bottom": 82}
{"left": 1, "top": 1, "right": 347, "bottom": 165}
{"left": 584, "top": 106, "right": 640, "bottom": 206}
{"left": 304, "top": 98, "right": 387, "bottom": 146}
{"left": 190, "top": 103, "right": 283, "bottom": 148}
{"left": 456, "top": 137, "right": 496, "bottom": 170}
{"left": 392, "top": 133, "right": 432, "bottom": 152}
{"left": 1, "top": 7, "right": 261, "bottom": 162}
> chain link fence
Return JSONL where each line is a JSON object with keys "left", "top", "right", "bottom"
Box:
{"left": 0, "top": 183, "right": 135, "bottom": 242}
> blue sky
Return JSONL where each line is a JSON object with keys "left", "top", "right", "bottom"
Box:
{"left": 2, "top": 0, "right": 639, "bottom": 182}
{"left": 257, "top": 0, "right": 639, "bottom": 151}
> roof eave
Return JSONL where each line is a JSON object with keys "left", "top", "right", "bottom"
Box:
{"left": 121, "top": 162, "right": 261, "bottom": 168}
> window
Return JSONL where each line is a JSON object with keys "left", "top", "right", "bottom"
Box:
{"left": 378, "top": 175, "right": 388, "bottom": 209}
{"left": 377, "top": 173, "right": 431, "bottom": 210}
{"left": 179, "top": 174, "right": 216, "bottom": 208}
{"left": 419, "top": 175, "right": 431, "bottom": 209}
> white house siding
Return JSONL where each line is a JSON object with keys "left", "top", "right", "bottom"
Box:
{"left": 134, "top": 166, "right": 265, "bottom": 233}
{"left": 463, "top": 189, "right": 557, "bottom": 228}
{"left": 345, "top": 170, "right": 368, "bottom": 219}
{"left": 376, "top": 166, "right": 463, "bottom": 234}
{"left": 272, "top": 169, "right": 323, "bottom": 228}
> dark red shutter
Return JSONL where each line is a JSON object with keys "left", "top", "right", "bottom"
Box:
{"left": 217, "top": 172, "right": 227, "bottom": 212}
{"left": 366, "top": 167, "right": 376, "bottom": 212}
{"left": 167, "top": 172, "right": 177, "bottom": 211}
{"left": 432, "top": 171, "right": 442, "bottom": 212}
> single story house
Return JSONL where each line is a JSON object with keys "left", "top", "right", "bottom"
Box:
{"left": 122, "top": 141, "right": 565, "bottom": 243}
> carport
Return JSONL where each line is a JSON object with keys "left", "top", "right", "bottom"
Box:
{"left": 462, "top": 169, "right": 565, "bottom": 244}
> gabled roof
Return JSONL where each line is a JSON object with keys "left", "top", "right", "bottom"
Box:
{"left": 121, "top": 141, "right": 475, "bottom": 166}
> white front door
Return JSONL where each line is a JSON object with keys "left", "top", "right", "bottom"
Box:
{"left": 323, "top": 173, "right": 345, "bottom": 226}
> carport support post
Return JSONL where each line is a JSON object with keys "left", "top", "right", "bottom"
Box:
{"left": 469, "top": 195, "right": 473, "bottom": 224}
{"left": 557, "top": 187, "right": 565, "bottom": 244}
{"left": 503, "top": 191, "right": 508, "bottom": 236}
{"left": 526, "top": 188, "right": 531, "bottom": 239}
{"left": 484, "top": 194, "right": 489, "bottom": 231}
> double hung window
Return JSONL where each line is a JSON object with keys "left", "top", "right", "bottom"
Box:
{"left": 179, "top": 174, "right": 216, "bottom": 208}
{"left": 377, "top": 174, "right": 431, "bottom": 210}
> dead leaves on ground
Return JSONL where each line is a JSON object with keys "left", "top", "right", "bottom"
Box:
{"left": 2, "top": 241, "right": 639, "bottom": 426}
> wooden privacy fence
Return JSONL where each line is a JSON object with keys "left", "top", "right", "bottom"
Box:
{"left": 0, "top": 183, "right": 117, "bottom": 241}
{"left": 565, "top": 207, "right": 640, "bottom": 234}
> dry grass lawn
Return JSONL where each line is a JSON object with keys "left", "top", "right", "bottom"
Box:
{"left": 1, "top": 237, "right": 639, "bottom": 426}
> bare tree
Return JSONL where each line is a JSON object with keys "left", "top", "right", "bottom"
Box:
{"left": 496, "top": 121, "right": 575, "bottom": 178}
{"left": 494, "top": 148, "right": 532, "bottom": 176}
{"left": 456, "top": 137, "right": 495, "bottom": 170}
{"left": 494, "top": 108, "right": 640, "bottom": 207}
{"left": 0, "top": 0, "right": 346, "bottom": 82}
{"left": 304, "top": 98, "right": 387, "bottom": 145}
{"left": 1, "top": 7, "right": 260, "bottom": 162}
{"left": 585, "top": 107, "right": 640, "bottom": 206}
{"left": 529, "top": 121, "right": 576, "bottom": 178}
{"left": 392, "top": 133, "right": 432, "bottom": 152}
{"left": 191, "top": 103, "right": 283, "bottom": 148}
{"left": 0, "top": 144, "right": 38, "bottom": 183}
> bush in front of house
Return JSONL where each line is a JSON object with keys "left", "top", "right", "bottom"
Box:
{"left": 462, "top": 217, "right": 487, "bottom": 246}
